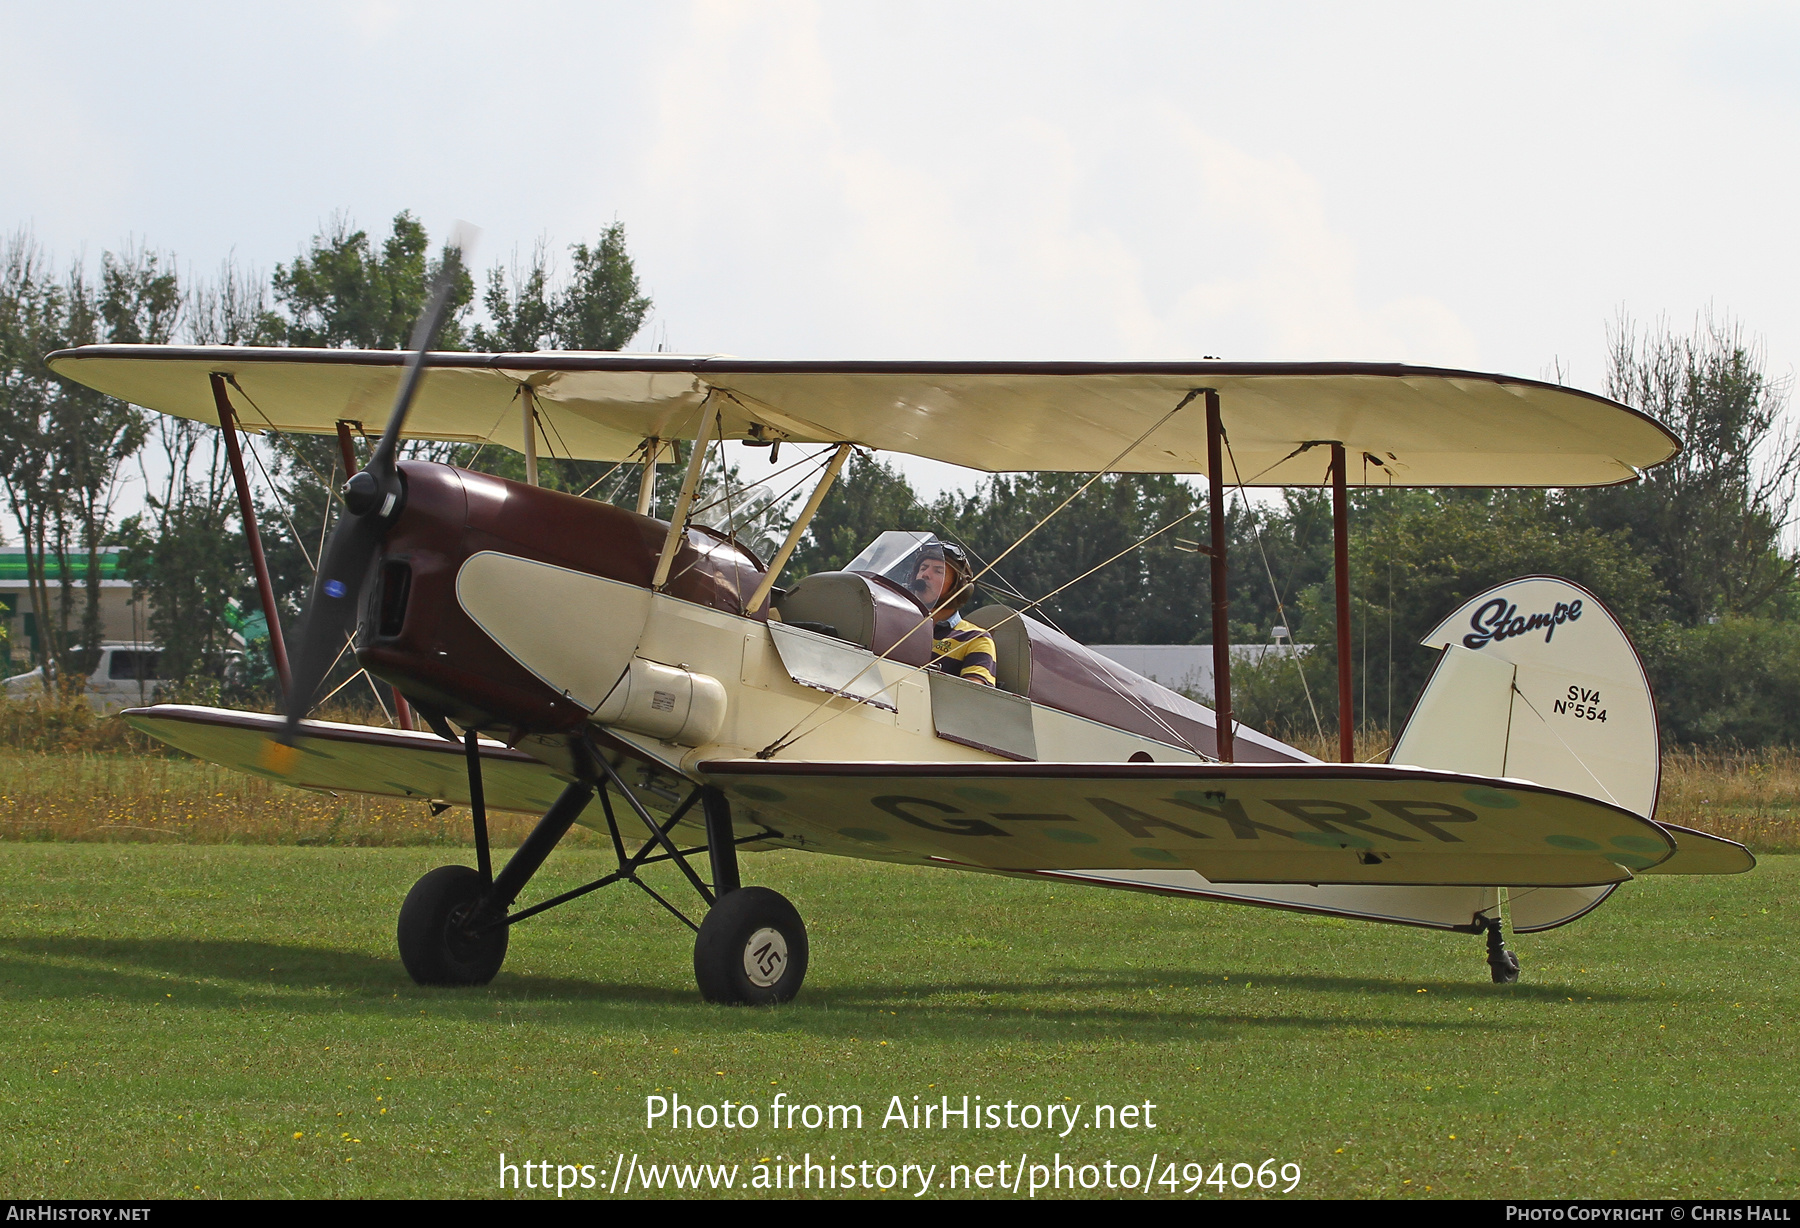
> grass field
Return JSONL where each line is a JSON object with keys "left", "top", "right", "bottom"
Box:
{"left": 3, "top": 842, "right": 1796, "bottom": 1200}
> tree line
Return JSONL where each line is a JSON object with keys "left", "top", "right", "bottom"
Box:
{"left": 0, "top": 213, "right": 653, "bottom": 692}
{"left": 4, "top": 212, "right": 1797, "bottom": 745}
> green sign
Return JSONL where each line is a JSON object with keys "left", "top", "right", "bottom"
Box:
{"left": 0, "top": 549, "right": 123, "bottom": 582}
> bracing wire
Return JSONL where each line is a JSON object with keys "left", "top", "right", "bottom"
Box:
{"left": 362, "top": 664, "right": 394, "bottom": 725}
{"left": 308, "top": 633, "right": 397, "bottom": 727}
{"left": 459, "top": 401, "right": 517, "bottom": 474}
{"left": 537, "top": 400, "right": 577, "bottom": 466}
{"left": 956, "top": 392, "right": 1201, "bottom": 599}
{"left": 315, "top": 460, "right": 336, "bottom": 568}
{"left": 224, "top": 377, "right": 342, "bottom": 500}
{"left": 308, "top": 634, "right": 358, "bottom": 707}
{"left": 314, "top": 664, "right": 388, "bottom": 715}
{"left": 965, "top": 512, "right": 1214, "bottom": 757}
{"left": 926, "top": 521, "right": 1037, "bottom": 609}
{"left": 663, "top": 444, "right": 841, "bottom": 594}
{"left": 715, "top": 434, "right": 739, "bottom": 545}
{"left": 1509, "top": 684, "right": 1620, "bottom": 805}
{"left": 688, "top": 443, "right": 834, "bottom": 520}
{"left": 239, "top": 432, "right": 316, "bottom": 574}
{"left": 1222, "top": 433, "right": 1325, "bottom": 743}
{"left": 575, "top": 446, "right": 642, "bottom": 500}
{"left": 736, "top": 447, "right": 840, "bottom": 522}
{"left": 990, "top": 511, "right": 1200, "bottom": 625}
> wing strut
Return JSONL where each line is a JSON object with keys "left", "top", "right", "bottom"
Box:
{"left": 1331, "top": 442, "right": 1354, "bottom": 762}
{"left": 744, "top": 441, "right": 853, "bottom": 614}
{"left": 1205, "top": 389, "right": 1235, "bottom": 761}
{"left": 212, "top": 374, "right": 292, "bottom": 698}
{"left": 652, "top": 397, "right": 720, "bottom": 589}
{"left": 521, "top": 386, "right": 540, "bottom": 486}
{"left": 636, "top": 436, "right": 662, "bottom": 514}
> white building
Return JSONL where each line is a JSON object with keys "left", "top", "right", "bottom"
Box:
{"left": 1087, "top": 642, "right": 1310, "bottom": 702}
{"left": 0, "top": 548, "right": 151, "bottom": 673}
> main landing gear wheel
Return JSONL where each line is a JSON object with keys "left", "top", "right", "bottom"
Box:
{"left": 398, "top": 865, "right": 508, "bottom": 986}
{"left": 693, "top": 887, "right": 809, "bottom": 1005}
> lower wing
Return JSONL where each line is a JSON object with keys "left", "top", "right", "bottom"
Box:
{"left": 701, "top": 759, "right": 1750, "bottom": 887}
{"left": 123, "top": 704, "right": 576, "bottom": 814}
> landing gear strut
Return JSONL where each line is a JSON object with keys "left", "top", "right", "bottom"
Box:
{"left": 394, "top": 732, "right": 806, "bottom": 1004}
{"left": 1483, "top": 915, "right": 1520, "bottom": 984}
{"left": 690, "top": 781, "right": 809, "bottom": 1003}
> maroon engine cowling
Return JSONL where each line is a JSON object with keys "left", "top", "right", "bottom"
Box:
{"left": 355, "top": 461, "right": 769, "bottom": 736}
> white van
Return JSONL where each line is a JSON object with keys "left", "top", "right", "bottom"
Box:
{"left": 3, "top": 642, "right": 170, "bottom": 713}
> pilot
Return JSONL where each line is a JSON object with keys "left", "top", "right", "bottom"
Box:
{"left": 909, "top": 541, "right": 998, "bottom": 687}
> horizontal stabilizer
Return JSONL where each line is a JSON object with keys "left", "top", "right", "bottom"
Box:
{"left": 1641, "top": 822, "right": 1755, "bottom": 875}
{"left": 1504, "top": 884, "right": 1615, "bottom": 933}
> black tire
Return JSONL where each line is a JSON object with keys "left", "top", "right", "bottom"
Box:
{"left": 693, "top": 886, "right": 808, "bottom": 1005}
{"left": 1490, "top": 949, "right": 1521, "bottom": 984}
{"left": 397, "top": 865, "right": 508, "bottom": 986}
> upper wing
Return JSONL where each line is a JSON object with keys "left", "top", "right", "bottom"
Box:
{"left": 700, "top": 758, "right": 1705, "bottom": 888}
{"left": 124, "top": 705, "right": 575, "bottom": 814}
{"left": 47, "top": 347, "right": 1677, "bottom": 484}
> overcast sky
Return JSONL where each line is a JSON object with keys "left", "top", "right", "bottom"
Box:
{"left": 5, "top": 1, "right": 1798, "bottom": 500}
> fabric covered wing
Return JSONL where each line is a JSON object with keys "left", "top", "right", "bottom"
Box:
{"left": 47, "top": 348, "right": 1677, "bottom": 484}
{"left": 123, "top": 705, "right": 575, "bottom": 813}
{"left": 701, "top": 760, "right": 1675, "bottom": 887}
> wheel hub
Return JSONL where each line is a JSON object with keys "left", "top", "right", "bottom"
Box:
{"left": 445, "top": 900, "right": 499, "bottom": 964}
{"left": 742, "top": 926, "right": 788, "bottom": 987}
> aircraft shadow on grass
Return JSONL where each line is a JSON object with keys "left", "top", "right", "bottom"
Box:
{"left": 0, "top": 936, "right": 1652, "bottom": 1045}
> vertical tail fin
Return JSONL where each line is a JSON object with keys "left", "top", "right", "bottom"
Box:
{"left": 1393, "top": 575, "right": 1660, "bottom": 817}
{"left": 1390, "top": 576, "right": 1660, "bottom": 931}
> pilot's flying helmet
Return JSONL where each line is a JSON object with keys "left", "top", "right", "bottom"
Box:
{"left": 844, "top": 530, "right": 974, "bottom": 612}
{"left": 911, "top": 538, "right": 972, "bottom": 608}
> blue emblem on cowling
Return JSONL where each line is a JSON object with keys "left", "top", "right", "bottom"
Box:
{"left": 324, "top": 580, "right": 347, "bottom": 599}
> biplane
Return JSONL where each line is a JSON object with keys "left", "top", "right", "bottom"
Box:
{"left": 46, "top": 279, "right": 1753, "bottom": 1004}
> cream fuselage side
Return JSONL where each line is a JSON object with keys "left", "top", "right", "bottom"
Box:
{"left": 454, "top": 549, "right": 1204, "bottom": 780}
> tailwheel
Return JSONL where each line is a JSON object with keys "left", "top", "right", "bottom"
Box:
{"left": 1484, "top": 916, "right": 1521, "bottom": 984}
{"left": 693, "top": 887, "right": 809, "bottom": 1005}
{"left": 398, "top": 865, "right": 508, "bottom": 986}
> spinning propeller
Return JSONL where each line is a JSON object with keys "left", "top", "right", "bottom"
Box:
{"left": 272, "top": 235, "right": 472, "bottom": 753}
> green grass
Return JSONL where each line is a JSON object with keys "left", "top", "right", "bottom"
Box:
{"left": 3, "top": 844, "right": 1797, "bottom": 1200}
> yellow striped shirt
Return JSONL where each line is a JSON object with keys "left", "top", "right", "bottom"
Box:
{"left": 932, "top": 617, "right": 998, "bottom": 687}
